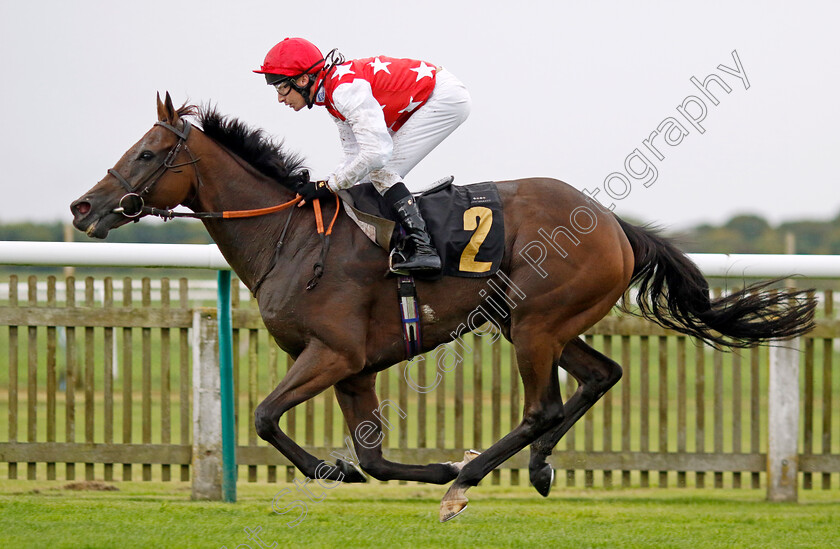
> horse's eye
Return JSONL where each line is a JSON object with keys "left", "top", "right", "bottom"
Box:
{"left": 138, "top": 151, "right": 155, "bottom": 161}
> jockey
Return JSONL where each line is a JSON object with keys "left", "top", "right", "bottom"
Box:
{"left": 254, "top": 37, "right": 472, "bottom": 274}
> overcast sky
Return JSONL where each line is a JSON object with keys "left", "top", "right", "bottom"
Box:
{"left": 2, "top": 1, "right": 838, "bottom": 231}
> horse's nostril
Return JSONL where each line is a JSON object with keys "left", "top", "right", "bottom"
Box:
{"left": 74, "top": 201, "right": 91, "bottom": 215}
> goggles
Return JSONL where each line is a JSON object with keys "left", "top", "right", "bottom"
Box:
{"left": 273, "top": 80, "right": 293, "bottom": 96}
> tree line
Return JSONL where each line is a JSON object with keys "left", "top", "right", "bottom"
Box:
{"left": 673, "top": 212, "right": 840, "bottom": 255}
{"left": 2, "top": 211, "right": 839, "bottom": 254}
{"left": 0, "top": 219, "right": 213, "bottom": 245}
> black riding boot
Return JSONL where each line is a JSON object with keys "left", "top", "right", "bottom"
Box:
{"left": 384, "top": 183, "right": 442, "bottom": 273}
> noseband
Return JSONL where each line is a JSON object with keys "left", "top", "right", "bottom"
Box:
{"left": 109, "top": 120, "right": 200, "bottom": 217}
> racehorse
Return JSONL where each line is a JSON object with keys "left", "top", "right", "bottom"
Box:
{"left": 71, "top": 93, "right": 815, "bottom": 521}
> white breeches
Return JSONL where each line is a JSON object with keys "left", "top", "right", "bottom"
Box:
{"left": 369, "top": 69, "right": 472, "bottom": 194}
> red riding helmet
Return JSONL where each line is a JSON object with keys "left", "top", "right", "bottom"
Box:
{"left": 254, "top": 37, "right": 325, "bottom": 84}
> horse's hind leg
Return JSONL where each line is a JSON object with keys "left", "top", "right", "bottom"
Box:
{"left": 440, "top": 329, "right": 566, "bottom": 521}
{"left": 528, "top": 337, "right": 623, "bottom": 496}
{"left": 332, "top": 371, "right": 463, "bottom": 483}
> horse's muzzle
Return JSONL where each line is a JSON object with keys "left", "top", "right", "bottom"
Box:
{"left": 70, "top": 194, "right": 127, "bottom": 239}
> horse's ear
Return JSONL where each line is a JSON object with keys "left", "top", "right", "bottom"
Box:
{"left": 156, "top": 91, "right": 179, "bottom": 123}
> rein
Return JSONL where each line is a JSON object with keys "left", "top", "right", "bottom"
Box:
{"left": 143, "top": 196, "right": 302, "bottom": 220}
{"left": 110, "top": 118, "right": 340, "bottom": 292}
{"left": 250, "top": 195, "right": 340, "bottom": 295}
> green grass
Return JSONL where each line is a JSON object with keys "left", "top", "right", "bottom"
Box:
{"left": 0, "top": 480, "right": 838, "bottom": 548}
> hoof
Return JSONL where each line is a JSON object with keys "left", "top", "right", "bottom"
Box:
{"left": 335, "top": 459, "right": 367, "bottom": 483}
{"left": 530, "top": 463, "right": 554, "bottom": 497}
{"left": 439, "top": 495, "right": 468, "bottom": 522}
{"left": 440, "top": 484, "right": 469, "bottom": 522}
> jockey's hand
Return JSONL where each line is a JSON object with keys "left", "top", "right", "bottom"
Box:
{"left": 296, "top": 179, "right": 333, "bottom": 205}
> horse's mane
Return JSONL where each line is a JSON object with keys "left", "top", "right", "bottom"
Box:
{"left": 178, "top": 104, "right": 306, "bottom": 187}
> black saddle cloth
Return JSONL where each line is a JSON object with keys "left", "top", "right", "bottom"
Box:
{"left": 340, "top": 179, "right": 504, "bottom": 278}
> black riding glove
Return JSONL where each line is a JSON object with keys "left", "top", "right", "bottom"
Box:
{"left": 296, "top": 179, "right": 333, "bottom": 203}
{"left": 287, "top": 170, "right": 311, "bottom": 189}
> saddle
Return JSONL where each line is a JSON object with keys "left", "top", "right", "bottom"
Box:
{"left": 338, "top": 177, "right": 505, "bottom": 278}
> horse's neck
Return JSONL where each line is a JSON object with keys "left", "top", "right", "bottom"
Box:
{"left": 188, "top": 139, "right": 304, "bottom": 290}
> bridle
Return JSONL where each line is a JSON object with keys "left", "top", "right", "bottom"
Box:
{"left": 108, "top": 118, "right": 309, "bottom": 221}
{"left": 109, "top": 120, "right": 200, "bottom": 218}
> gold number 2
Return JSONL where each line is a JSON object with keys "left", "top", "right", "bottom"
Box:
{"left": 459, "top": 206, "right": 493, "bottom": 273}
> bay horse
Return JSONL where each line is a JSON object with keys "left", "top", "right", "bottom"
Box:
{"left": 71, "top": 93, "right": 815, "bottom": 521}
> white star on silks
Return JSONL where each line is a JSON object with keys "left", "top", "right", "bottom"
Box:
{"left": 332, "top": 63, "right": 355, "bottom": 79}
{"left": 410, "top": 61, "right": 435, "bottom": 82}
{"left": 369, "top": 57, "right": 391, "bottom": 75}
{"left": 398, "top": 96, "right": 422, "bottom": 114}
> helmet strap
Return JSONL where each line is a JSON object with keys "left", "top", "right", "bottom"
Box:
{"left": 306, "top": 49, "right": 345, "bottom": 109}
{"left": 286, "top": 74, "right": 317, "bottom": 109}
{"left": 269, "top": 48, "right": 344, "bottom": 109}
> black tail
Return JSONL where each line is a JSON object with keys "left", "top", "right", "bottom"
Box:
{"left": 617, "top": 218, "right": 816, "bottom": 349}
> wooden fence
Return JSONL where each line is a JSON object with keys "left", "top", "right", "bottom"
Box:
{"left": 1, "top": 274, "right": 838, "bottom": 492}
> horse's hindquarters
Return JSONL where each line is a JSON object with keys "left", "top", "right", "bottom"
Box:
{"left": 496, "top": 178, "right": 634, "bottom": 343}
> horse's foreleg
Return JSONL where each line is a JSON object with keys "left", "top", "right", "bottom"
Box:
{"left": 253, "top": 342, "right": 366, "bottom": 483}
{"left": 528, "top": 337, "right": 623, "bottom": 496}
{"left": 440, "top": 332, "right": 565, "bottom": 521}
{"left": 333, "top": 371, "right": 462, "bottom": 483}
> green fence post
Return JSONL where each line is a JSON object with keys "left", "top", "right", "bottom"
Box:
{"left": 217, "top": 270, "right": 237, "bottom": 502}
